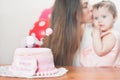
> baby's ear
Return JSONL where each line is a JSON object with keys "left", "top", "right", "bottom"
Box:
{"left": 114, "top": 15, "right": 118, "bottom": 20}
{"left": 113, "top": 15, "right": 117, "bottom": 23}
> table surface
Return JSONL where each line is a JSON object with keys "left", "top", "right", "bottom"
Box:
{"left": 0, "top": 66, "right": 120, "bottom": 80}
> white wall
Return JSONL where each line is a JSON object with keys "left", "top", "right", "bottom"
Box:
{"left": 0, "top": 0, "right": 54, "bottom": 64}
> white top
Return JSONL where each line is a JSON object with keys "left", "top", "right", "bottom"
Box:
{"left": 72, "top": 24, "right": 93, "bottom": 66}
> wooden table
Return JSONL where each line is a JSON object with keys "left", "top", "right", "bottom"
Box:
{"left": 0, "top": 66, "right": 120, "bottom": 80}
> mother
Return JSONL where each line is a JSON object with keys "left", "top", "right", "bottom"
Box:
{"left": 45, "top": 0, "right": 93, "bottom": 66}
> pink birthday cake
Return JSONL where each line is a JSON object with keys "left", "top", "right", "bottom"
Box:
{"left": 9, "top": 48, "right": 57, "bottom": 76}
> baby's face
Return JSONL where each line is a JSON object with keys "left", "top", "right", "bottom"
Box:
{"left": 93, "top": 7, "right": 115, "bottom": 32}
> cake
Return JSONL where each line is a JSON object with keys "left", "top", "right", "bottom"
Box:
{"left": 9, "top": 48, "right": 57, "bottom": 76}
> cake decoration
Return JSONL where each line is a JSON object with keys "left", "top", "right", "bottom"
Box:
{"left": 0, "top": 48, "right": 68, "bottom": 78}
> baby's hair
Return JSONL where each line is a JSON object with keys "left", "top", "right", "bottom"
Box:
{"left": 93, "top": 1, "right": 117, "bottom": 18}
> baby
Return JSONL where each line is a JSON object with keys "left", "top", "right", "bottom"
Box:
{"left": 80, "top": 1, "right": 120, "bottom": 67}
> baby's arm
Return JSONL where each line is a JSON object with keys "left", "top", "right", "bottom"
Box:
{"left": 92, "top": 28, "right": 116, "bottom": 56}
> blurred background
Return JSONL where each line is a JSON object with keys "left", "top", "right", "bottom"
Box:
{"left": 0, "top": 0, "right": 120, "bottom": 64}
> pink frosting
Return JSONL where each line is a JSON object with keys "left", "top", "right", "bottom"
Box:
{"left": 9, "top": 48, "right": 57, "bottom": 76}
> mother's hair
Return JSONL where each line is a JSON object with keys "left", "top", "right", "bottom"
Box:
{"left": 46, "top": 0, "right": 83, "bottom": 66}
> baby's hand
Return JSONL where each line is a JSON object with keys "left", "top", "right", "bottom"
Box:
{"left": 92, "top": 27, "right": 101, "bottom": 37}
{"left": 100, "top": 31, "right": 111, "bottom": 38}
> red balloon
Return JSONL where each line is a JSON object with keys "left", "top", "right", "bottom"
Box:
{"left": 29, "top": 18, "right": 50, "bottom": 41}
